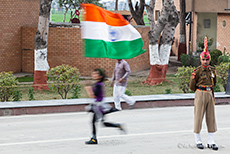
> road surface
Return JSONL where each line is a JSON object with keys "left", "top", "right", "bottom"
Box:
{"left": 0, "top": 105, "right": 229, "bottom": 154}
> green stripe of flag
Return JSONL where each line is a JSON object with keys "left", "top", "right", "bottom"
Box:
{"left": 83, "top": 39, "right": 146, "bottom": 59}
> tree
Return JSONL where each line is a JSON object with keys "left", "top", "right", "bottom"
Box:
{"left": 115, "top": 0, "right": 118, "bottom": 10}
{"left": 77, "top": 0, "right": 103, "bottom": 8}
{"left": 177, "top": 0, "right": 186, "bottom": 61}
{"left": 58, "top": 0, "right": 103, "bottom": 22}
{"left": 33, "top": 0, "right": 52, "bottom": 90}
{"left": 58, "top": 0, "right": 75, "bottom": 22}
{"left": 143, "top": 0, "right": 179, "bottom": 85}
{"left": 145, "top": 0, "right": 155, "bottom": 31}
{"left": 128, "top": 0, "right": 145, "bottom": 25}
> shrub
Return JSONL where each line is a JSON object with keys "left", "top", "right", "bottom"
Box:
{"left": 176, "top": 66, "right": 195, "bottom": 93}
{"left": 180, "top": 54, "right": 190, "bottom": 66}
{"left": 216, "top": 62, "right": 230, "bottom": 90}
{"left": 164, "top": 88, "right": 172, "bottom": 94}
{"left": 47, "top": 64, "right": 81, "bottom": 99}
{"left": 12, "top": 89, "right": 22, "bottom": 101}
{"left": 180, "top": 54, "right": 199, "bottom": 67}
{"left": 197, "top": 36, "right": 214, "bottom": 51}
{"left": 69, "top": 84, "right": 81, "bottom": 99}
{"left": 218, "top": 53, "right": 230, "bottom": 64}
{"left": 28, "top": 87, "right": 35, "bottom": 101}
{"left": 125, "top": 89, "right": 132, "bottom": 96}
{"left": 209, "top": 49, "right": 222, "bottom": 66}
{"left": 214, "top": 84, "right": 221, "bottom": 92}
{"left": 0, "top": 72, "right": 18, "bottom": 102}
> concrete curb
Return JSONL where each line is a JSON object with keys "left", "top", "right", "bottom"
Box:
{"left": 0, "top": 92, "right": 229, "bottom": 116}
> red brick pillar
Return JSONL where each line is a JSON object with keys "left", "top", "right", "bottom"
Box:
{"left": 33, "top": 71, "right": 49, "bottom": 90}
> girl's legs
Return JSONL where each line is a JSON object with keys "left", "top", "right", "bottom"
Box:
{"left": 92, "top": 113, "right": 97, "bottom": 138}
{"left": 102, "top": 114, "right": 126, "bottom": 133}
{"left": 103, "top": 121, "right": 126, "bottom": 133}
{"left": 103, "top": 122, "right": 119, "bottom": 127}
{"left": 85, "top": 113, "right": 98, "bottom": 144}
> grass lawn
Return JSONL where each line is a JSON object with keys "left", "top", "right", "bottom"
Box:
{"left": 12, "top": 74, "right": 225, "bottom": 101}
{"left": 16, "top": 75, "right": 34, "bottom": 82}
{"left": 14, "top": 75, "right": 184, "bottom": 101}
{"left": 143, "top": 15, "right": 150, "bottom": 26}
{"left": 51, "top": 13, "right": 72, "bottom": 23}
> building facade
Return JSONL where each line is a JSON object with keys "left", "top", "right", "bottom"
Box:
{"left": 185, "top": 0, "right": 230, "bottom": 53}
{"left": 0, "top": 0, "right": 150, "bottom": 75}
{"left": 1, "top": 0, "right": 230, "bottom": 74}
{"left": 0, "top": 0, "right": 40, "bottom": 73}
{"left": 154, "top": 0, "right": 230, "bottom": 55}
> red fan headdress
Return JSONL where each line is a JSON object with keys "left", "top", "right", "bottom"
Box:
{"left": 200, "top": 37, "right": 211, "bottom": 60}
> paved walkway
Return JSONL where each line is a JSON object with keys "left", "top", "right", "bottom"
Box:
{"left": 0, "top": 92, "right": 229, "bottom": 116}
{"left": 0, "top": 92, "right": 229, "bottom": 108}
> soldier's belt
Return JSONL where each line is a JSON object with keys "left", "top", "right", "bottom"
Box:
{"left": 197, "top": 86, "right": 213, "bottom": 91}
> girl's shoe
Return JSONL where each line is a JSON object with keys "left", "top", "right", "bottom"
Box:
{"left": 85, "top": 138, "right": 98, "bottom": 144}
{"left": 118, "top": 124, "right": 126, "bottom": 134}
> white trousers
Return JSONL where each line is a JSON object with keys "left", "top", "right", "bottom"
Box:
{"left": 113, "top": 85, "right": 135, "bottom": 110}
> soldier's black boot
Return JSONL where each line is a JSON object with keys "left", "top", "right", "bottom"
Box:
{"left": 196, "top": 143, "right": 204, "bottom": 149}
{"left": 207, "top": 144, "right": 218, "bottom": 150}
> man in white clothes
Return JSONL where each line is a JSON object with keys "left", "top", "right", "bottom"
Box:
{"left": 111, "top": 59, "right": 136, "bottom": 110}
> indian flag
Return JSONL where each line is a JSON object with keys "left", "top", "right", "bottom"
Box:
{"left": 81, "top": 4, "right": 146, "bottom": 59}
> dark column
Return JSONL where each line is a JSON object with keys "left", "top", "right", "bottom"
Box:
{"left": 225, "top": 64, "right": 230, "bottom": 94}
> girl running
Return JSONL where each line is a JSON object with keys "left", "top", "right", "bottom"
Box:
{"left": 84, "top": 69, "right": 125, "bottom": 145}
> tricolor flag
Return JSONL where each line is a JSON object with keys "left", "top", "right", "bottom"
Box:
{"left": 81, "top": 4, "right": 146, "bottom": 59}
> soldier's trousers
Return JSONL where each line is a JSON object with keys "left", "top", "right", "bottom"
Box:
{"left": 194, "top": 90, "right": 217, "bottom": 133}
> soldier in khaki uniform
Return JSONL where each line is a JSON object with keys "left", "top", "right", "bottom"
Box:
{"left": 189, "top": 37, "right": 218, "bottom": 150}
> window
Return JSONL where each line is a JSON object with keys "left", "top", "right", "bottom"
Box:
{"left": 222, "top": 20, "right": 226, "bottom": 27}
{"left": 204, "top": 19, "right": 211, "bottom": 28}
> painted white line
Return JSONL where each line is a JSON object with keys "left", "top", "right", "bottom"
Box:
{"left": 0, "top": 127, "right": 229, "bottom": 147}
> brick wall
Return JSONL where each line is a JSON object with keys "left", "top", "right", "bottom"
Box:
{"left": 217, "top": 13, "right": 230, "bottom": 53}
{"left": 22, "top": 26, "right": 150, "bottom": 77}
{"left": 0, "top": 0, "right": 40, "bottom": 72}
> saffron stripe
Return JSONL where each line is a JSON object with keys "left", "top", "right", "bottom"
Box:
{"left": 81, "top": 4, "right": 129, "bottom": 26}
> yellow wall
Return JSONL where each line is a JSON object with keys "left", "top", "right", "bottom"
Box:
{"left": 196, "top": 13, "right": 217, "bottom": 51}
